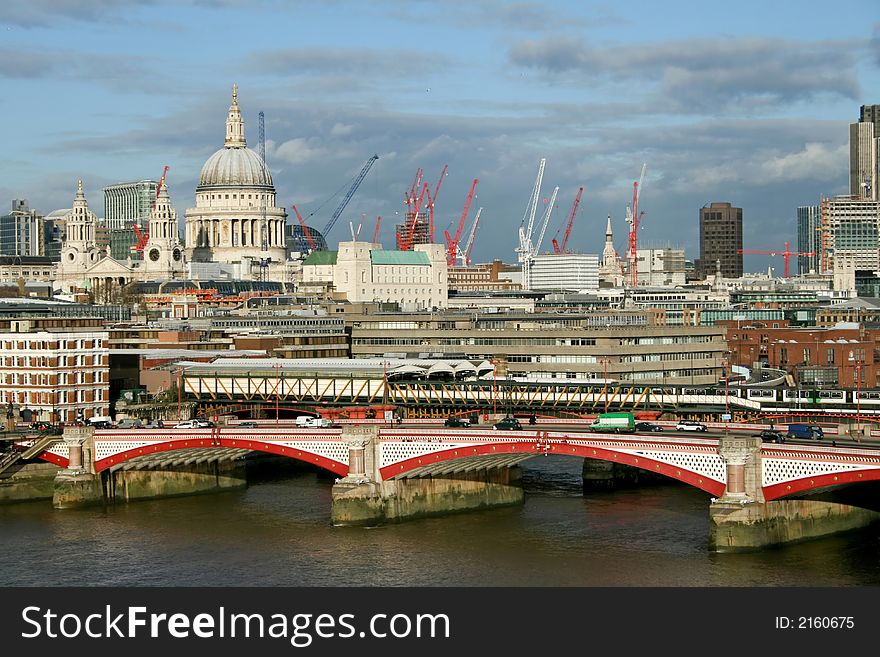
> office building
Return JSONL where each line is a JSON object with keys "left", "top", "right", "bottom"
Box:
{"left": 524, "top": 253, "right": 599, "bottom": 292}
{"left": 696, "top": 202, "right": 742, "bottom": 279}
{"left": 103, "top": 180, "right": 159, "bottom": 231}
{"left": 820, "top": 195, "right": 880, "bottom": 273}
{"left": 849, "top": 105, "right": 880, "bottom": 200}
{"left": 796, "top": 205, "right": 821, "bottom": 275}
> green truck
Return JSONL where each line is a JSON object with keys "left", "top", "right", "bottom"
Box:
{"left": 591, "top": 412, "right": 636, "bottom": 433}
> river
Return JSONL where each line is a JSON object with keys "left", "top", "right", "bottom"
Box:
{"left": 2, "top": 455, "right": 879, "bottom": 586}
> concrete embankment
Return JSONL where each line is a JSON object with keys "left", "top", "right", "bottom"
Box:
{"left": 709, "top": 498, "right": 880, "bottom": 552}
{"left": 0, "top": 462, "right": 59, "bottom": 503}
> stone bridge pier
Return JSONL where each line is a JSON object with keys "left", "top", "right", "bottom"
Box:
{"left": 53, "top": 425, "right": 103, "bottom": 509}
{"left": 710, "top": 434, "right": 880, "bottom": 551}
{"left": 330, "top": 426, "right": 524, "bottom": 526}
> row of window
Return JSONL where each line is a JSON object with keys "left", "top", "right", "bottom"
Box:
{"left": 3, "top": 389, "right": 105, "bottom": 404}
{"left": 619, "top": 336, "right": 716, "bottom": 345}
{"left": 507, "top": 355, "right": 598, "bottom": 364}
{"left": 0, "top": 339, "right": 103, "bottom": 350}
{"left": 622, "top": 351, "right": 717, "bottom": 363}
{"left": 2, "top": 371, "right": 106, "bottom": 385}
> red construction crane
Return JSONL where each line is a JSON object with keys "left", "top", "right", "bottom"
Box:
{"left": 444, "top": 178, "right": 479, "bottom": 266}
{"left": 132, "top": 165, "right": 169, "bottom": 254}
{"left": 626, "top": 164, "right": 646, "bottom": 286}
{"left": 551, "top": 186, "right": 584, "bottom": 254}
{"left": 399, "top": 182, "right": 431, "bottom": 250}
{"left": 372, "top": 216, "right": 382, "bottom": 245}
{"left": 429, "top": 164, "right": 448, "bottom": 242}
{"left": 291, "top": 204, "right": 317, "bottom": 252}
{"left": 737, "top": 241, "right": 814, "bottom": 278}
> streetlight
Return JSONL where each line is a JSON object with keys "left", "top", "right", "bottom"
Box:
{"left": 177, "top": 366, "right": 183, "bottom": 421}
{"left": 273, "top": 362, "right": 281, "bottom": 426}
{"left": 722, "top": 352, "right": 731, "bottom": 424}
{"left": 849, "top": 353, "right": 862, "bottom": 441}
{"left": 490, "top": 358, "right": 498, "bottom": 418}
{"left": 599, "top": 357, "right": 611, "bottom": 413}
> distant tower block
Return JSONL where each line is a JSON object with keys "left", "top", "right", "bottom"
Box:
{"left": 396, "top": 214, "right": 432, "bottom": 248}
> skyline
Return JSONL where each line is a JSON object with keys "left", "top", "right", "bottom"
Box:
{"left": 2, "top": 1, "right": 879, "bottom": 272}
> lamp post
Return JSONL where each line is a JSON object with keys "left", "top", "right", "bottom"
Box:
{"left": 273, "top": 362, "right": 281, "bottom": 426}
{"left": 856, "top": 362, "right": 862, "bottom": 439}
{"left": 177, "top": 367, "right": 183, "bottom": 421}
{"left": 849, "top": 355, "right": 862, "bottom": 441}
{"left": 599, "top": 357, "right": 611, "bottom": 413}
{"left": 491, "top": 358, "right": 498, "bottom": 418}
{"left": 722, "top": 352, "right": 731, "bottom": 425}
{"left": 383, "top": 359, "right": 389, "bottom": 427}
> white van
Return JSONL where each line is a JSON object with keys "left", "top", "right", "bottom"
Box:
{"left": 296, "top": 416, "right": 331, "bottom": 428}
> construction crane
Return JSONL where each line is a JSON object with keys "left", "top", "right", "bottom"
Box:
{"left": 533, "top": 185, "right": 559, "bottom": 256}
{"left": 291, "top": 204, "right": 316, "bottom": 253}
{"left": 444, "top": 178, "right": 479, "bottom": 266}
{"left": 463, "top": 207, "right": 482, "bottom": 266}
{"left": 625, "top": 163, "right": 647, "bottom": 286}
{"left": 258, "top": 111, "right": 268, "bottom": 253}
{"left": 399, "top": 182, "right": 431, "bottom": 250}
{"left": 323, "top": 154, "right": 379, "bottom": 237}
{"left": 516, "top": 158, "right": 547, "bottom": 287}
{"left": 552, "top": 186, "right": 583, "bottom": 254}
{"left": 429, "top": 164, "right": 448, "bottom": 242}
{"left": 737, "top": 241, "right": 814, "bottom": 279}
{"left": 132, "top": 165, "right": 169, "bottom": 255}
{"left": 372, "top": 216, "right": 382, "bottom": 245}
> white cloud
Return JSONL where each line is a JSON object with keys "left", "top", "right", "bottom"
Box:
{"left": 758, "top": 142, "right": 849, "bottom": 183}
{"left": 330, "top": 123, "right": 354, "bottom": 136}
{"left": 272, "top": 137, "right": 326, "bottom": 165}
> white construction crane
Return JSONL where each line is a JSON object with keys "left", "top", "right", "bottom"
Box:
{"left": 516, "top": 158, "right": 547, "bottom": 288}
{"left": 533, "top": 185, "right": 559, "bottom": 256}
{"left": 460, "top": 207, "right": 482, "bottom": 266}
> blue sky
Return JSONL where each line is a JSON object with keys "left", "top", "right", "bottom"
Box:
{"left": 2, "top": 0, "right": 879, "bottom": 272}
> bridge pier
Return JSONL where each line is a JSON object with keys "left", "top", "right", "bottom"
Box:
{"left": 53, "top": 426, "right": 103, "bottom": 509}
{"left": 709, "top": 435, "right": 880, "bottom": 551}
{"left": 331, "top": 425, "right": 524, "bottom": 526}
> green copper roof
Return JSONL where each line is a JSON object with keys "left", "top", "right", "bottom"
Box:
{"left": 370, "top": 251, "right": 430, "bottom": 266}
{"left": 302, "top": 250, "right": 337, "bottom": 265}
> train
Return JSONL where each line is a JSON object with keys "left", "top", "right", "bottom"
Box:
{"left": 678, "top": 385, "right": 880, "bottom": 411}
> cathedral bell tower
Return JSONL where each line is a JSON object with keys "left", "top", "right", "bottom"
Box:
{"left": 59, "top": 180, "right": 103, "bottom": 271}
{"left": 143, "top": 183, "right": 185, "bottom": 276}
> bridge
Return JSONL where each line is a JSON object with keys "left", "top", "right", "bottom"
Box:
{"left": 13, "top": 423, "right": 880, "bottom": 551}
{"left": 25, "top": 424, "right": 880, "bottom": 500}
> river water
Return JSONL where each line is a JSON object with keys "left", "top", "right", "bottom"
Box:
{"left": 2, "top": 456, "right": 879, "bottom": 587}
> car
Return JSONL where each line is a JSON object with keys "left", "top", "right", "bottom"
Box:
{"left": 173, "top": 419, "right": 213, "bottom": 429}
{"left": 116, "top": 418, "right": 144, "bottom": 429}
{"left": 754, "top": 429, "right": 784, "bottom": 443}
{"left": 635, "top": 421, "right": 663, "bottom": 432}
{"left": 31, "top": 422, "right": 61, "bottom": 434}
{"left": 91, "top": 421, "right": 114, "bottom": 429}
{"left": 297, "top": 417, "right": 331, "bottom": 428}
{"left": 444, "top": 417, "right": 471, "bottom": 428}
{"left": 675, "top": 420, "right": 708, "bottom": 432}
{"left": 786, "top": 423, "right": 824, "bottom": 440}
{"left": 237, "top": 421, "right": 258, "bottom": 428}
{"left": 493, "top": 417, "right": 522, "bottom": 431}
{"left": 144, "top": 420, "right": 165, "bottom": 429}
